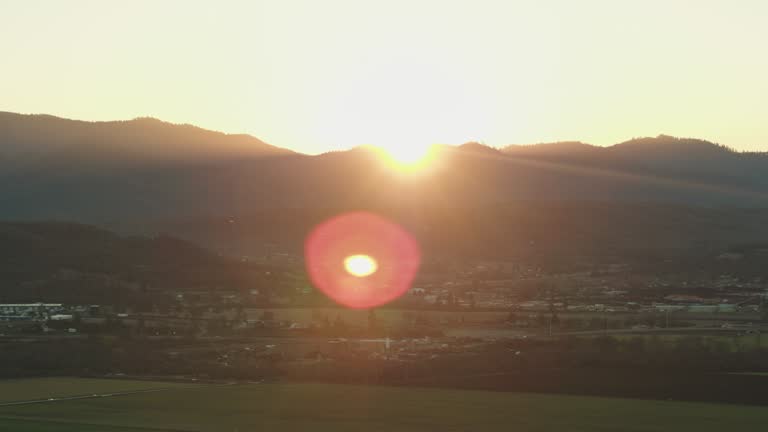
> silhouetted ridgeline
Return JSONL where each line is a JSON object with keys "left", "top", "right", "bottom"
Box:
{"left": 0, "top": 111, "right": 291, "bottom": 166}
{"left": 2, "top": 112, "right": 768, "bottom": 257}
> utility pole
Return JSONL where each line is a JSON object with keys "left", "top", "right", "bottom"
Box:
{"left": 548, "top": 315, "right": 552, "bottom": 337}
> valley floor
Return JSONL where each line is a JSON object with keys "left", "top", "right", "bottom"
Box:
{"left": 1, "top": 378, "right": 767, "bottom": 431}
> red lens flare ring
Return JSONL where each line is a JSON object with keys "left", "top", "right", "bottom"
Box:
{"left": 304, "top": 211, "right": 421, "bottom": 309}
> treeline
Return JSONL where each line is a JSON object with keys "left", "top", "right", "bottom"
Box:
{"left": 3, "top": 334, "right": 768, "bottom": 405}
{"left": 287, "top": 335, "right": 768, "bottom": 405}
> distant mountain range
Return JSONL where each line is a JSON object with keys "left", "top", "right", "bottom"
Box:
{"left": 0, "top": 112, "right": 291, "bottom": 166}
{"left": 2, "top": 111, "right": 768, "bottom": 258}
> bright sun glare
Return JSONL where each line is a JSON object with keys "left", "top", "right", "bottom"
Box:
{"left": 385, "top": 144, "right": 432, "bottom": 165}
{"left": 376, "top": 143, "right": 436, "bottom": 171}
{"left": 344, "top": 254, "right": 378, "bottom": 278}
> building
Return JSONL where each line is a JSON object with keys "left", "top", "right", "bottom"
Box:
{"left": 0, "top": 303, "right": 63, "bottom": 320}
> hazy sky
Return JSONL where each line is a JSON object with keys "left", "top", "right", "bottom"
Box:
{"left": 2, "top": 0, "right": 767, "bottom": 153}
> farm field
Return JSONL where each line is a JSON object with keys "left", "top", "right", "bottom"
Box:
{"left": 1, "top": 379, "right": 768, "bottom": 431}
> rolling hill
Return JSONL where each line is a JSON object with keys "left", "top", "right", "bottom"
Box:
{"left": 2, "top": 112, "right": 768, "bottom": 259}
{"left": 0, "top": 221, "right": 269, "bottom": 303}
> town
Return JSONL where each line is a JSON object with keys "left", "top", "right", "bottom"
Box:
{"left": 3, "top": 251, "right": 767, "bottom": 378}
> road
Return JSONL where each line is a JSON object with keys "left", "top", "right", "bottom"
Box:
{"left": 557, "top": 326, "right": 768, "bottom": 336}
{"left": 0, "top": 382, "right": 239, "bottom": 408}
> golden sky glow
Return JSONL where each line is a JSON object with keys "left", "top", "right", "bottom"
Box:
{"left": 2, "top": 0, "right": 767, "bottom": 153}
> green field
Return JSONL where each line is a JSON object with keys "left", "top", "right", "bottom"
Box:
{"left": 598, "top": 333, "right": 768, "bottom": 351}
{"left": 1, "top": 378, "right": 768, "bottom": 431}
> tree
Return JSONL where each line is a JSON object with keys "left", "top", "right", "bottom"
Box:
{"left": 333, "top": 314, "right": 346, "bottom": 330}
{"left": 234, "top": 304, "right": 246, "bottom": 323}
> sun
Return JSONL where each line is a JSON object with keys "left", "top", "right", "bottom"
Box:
{"left": 385, "top": 144, "right": 433, "bottom": 165}
{"left": 344, "top": 254, "right": 378, "bottom": 277}
{"left": 375, "top": 143, "right": 437, "bottom": 171}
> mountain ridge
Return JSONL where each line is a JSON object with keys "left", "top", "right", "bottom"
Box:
{"left": 2, "top": 111, "right": 768, "bottom": 225}
{"left": 0, "top": 111, "right": 293, "bottom": 168}
{"left": 7, "top": 111, "right": 766, "bottom": 157}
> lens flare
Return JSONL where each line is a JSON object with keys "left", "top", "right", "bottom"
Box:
{"left": 344, "top": 254, "right": 378, "bottom": 277}
{"left": 304, "top": 212, "right": 421, "bottom": 309}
